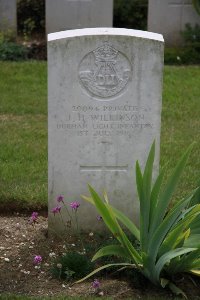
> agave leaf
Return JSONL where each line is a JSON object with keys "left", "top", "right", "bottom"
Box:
{"left": 166, "top": 248, "right": 200, "bottom": 274}
{"left": 150, "top": 144, "right": 194, "bottom": 235}
{"left": 184, "top": 234, "right": 200, "bottom": 248}
{"left": 161, "top": 278, "right": 187, "bottom": 298}
{"left": 159, "top": 225, "right": 189, "bottom": 257}
{"left": 88, "top": 185, "right": 141, "bottom": 264}
{"left": 155, "top": 248, "right": 196, "bottom": 283}
{"left": 173, "top": 202, "right": 200, "bottom": 229}
{"left": 111, "top": 206, "right": 140, "bottom": 241}
{"left": 136, "top": 160, "right": 143, "bottom": 201}
{"left": 189, "top": 259, "right": 200, "bottom": 270}
{"left": 82, "top": 194, "right": 140, "bottom": 241}
{"left": 190, "top": 269, "right": 200, "bottom": 276}
{"left": 81, "top": 195, "right": 94, "bottom": 204}
{"left": 168, "top": 282, "right": 188, "bottom": 299}
{"left": 160, "top": 278, "right": 169, "bottom": 288}
{"left": 148, "top": 194, "right": 193, "bottom": 266}
{"left": 189, "top": 214, "right": 200, "bottom": 234}
{"left": 103, "top": 190, "right": 109, "bottom": 203}
{"left": 105, "top": 203, "right": 142, "bottom": 264}
{"left": 92, "top": 244, "right": 130, "bottom": 262}
{"left": 149, "top": 167, "right": 165, "bottom": 229}
{"left": 187, "top": 186, "right": 200, "bottom": 207}
{"left": 75, "top": 262, "right": 134, "bottom": 284}
{"left": 138, "top": 141, "right": 155, "bottom": 252}
{"left": 159, "top": 205, "right": 200, "bottom": 256}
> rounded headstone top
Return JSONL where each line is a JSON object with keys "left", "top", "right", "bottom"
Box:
{"left": 48, "top": 27, "right": 164, "bottom": 43}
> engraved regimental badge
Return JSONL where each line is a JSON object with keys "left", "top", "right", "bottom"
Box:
{"left": 78, "top": 42, "right": 132, "bottom": 99}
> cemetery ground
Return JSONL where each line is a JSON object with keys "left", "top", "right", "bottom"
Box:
{"left": 0, "top": 61, "right": 200, "bottom": 299}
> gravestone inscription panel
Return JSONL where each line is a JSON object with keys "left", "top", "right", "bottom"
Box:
{"left": 48, "top": 28, "right": 164, "bottom": 232}
{"left": 46, "top": 0, "right": 113, "bottom": 34}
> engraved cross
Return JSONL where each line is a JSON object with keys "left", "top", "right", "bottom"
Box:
{"left": 80, "top": 141, "right": 128, "bottom": 173}
{"left": 80, "top": 165, "right": 128, "bottom": 172}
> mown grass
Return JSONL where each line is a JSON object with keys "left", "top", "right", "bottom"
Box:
{"left": 0, "top": 62, "right": 199, "bottom": 211}
{"left": 161, "top": 66, "right": 200, "bottom": 200}
{"left": 0, "top": 61, "right": 47, "bottom": 210}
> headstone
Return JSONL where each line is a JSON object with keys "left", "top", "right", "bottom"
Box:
{"left": 0, "top": 0, "right": 17, "bottom": 33}
{"left": 148, "top": 0, "right": 200, "bottom": 46}
{"left": 46, "top": 0, "right": 113, "bottom": 34}
{"left": 48, "top": 28, "right": 164, "bottom": 233}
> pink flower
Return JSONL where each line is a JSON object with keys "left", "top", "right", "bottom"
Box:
{"left": 33, "top": 255, "right": 42, "bottom": 264}
{"left": 70, "top": 201, "right": 80, "bottom": 211}
{"left": 97, "top": 215, "right": 102, "bottom": 221}
{"left": 29, "top": 212, "right": 38, "bottom": 224}
{"left": 92, "top": 279, "right": 100, "bottom": 289}
{"left": 51, "top": 205, "right": 61, "bottom": 215}
{"left": 57, "top": 194, "right": 64, "bottom": 203}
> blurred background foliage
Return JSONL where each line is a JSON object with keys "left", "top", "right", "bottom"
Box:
{"left": 113, "top": 0, "right": 148, "bottom": 29}
{"left": 0, "top": 0, "right": 199, "bottom": 63}
{"left": 16, "top": 0, "right": 148, "bottom": 36}
{"left": 17, "top": 0, "right": 45, "bottom": 37}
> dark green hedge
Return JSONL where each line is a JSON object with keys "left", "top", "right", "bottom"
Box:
{"left": 114, "top": 0, "right": 148, "bottom": 30}
{"left": 165, "top": 48, "right": 200, "bottom": 65}
{"left": 17, "top": 0, "right": 45, "bottom": 35}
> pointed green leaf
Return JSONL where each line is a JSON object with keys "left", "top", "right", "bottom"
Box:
{"left": 150, "top": 144, "right": 194, "bottom": 235}
{"left": 75, "top": 262, "right": 134, "bottom": 284}
{"left": 188, "top": 186, "right": 200, "bottom": 207}
{"left": 105, "top": 203, "right": 142, "bottom": 264}
{"left": 159, "top": 205, "right": 200, "bottom": 256}
{"left": 92, "top": 244, "right": 130, "bottom": 262}
{"left": 139, "top": 141, "right": 155, "bottom": 252}
{"left": 184, "top": 234, "right": 200, "bottom": 248}
{"left": 168, "top": 282, "right": 188, "bottom": 299}
{"left": 88, "top": 185, "right": 141, "bottom": 264}
{"left": 148, "top": 194, "right": 193, "bottom": 264}
{"left": 149, "top": 167, "right": 165, "bottom": 227}
{"left": 155, "top": 247, "right": 196, "bottom": 282}
{"left": 190, "top": 269, "right": 200, "bottom": 276}
{"left": 111, "top": 206, "right": 140, "bottom": 241}
{"left": 168, "top": 248, "right": 200, "bottom": 274}
{"left": 136, "top": 160, "right": 143, "bottom": 201}
{"left": 81, "top": 195, "right": 94, "bottom": 204}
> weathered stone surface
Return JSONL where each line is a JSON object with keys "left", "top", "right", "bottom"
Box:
{"left": 0, "top": 0, "right": 17, "bottom": 33}
{"left": 148, "top": 0, "right": 200, "bottom": 46}
{"left": 48, "top": 28, "right": 164, "bottom": 232}
{"left": 46, "top": 0, "right": 113, "bottom": 34}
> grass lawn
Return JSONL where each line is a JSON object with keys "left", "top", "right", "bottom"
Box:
{"left": 0, "top": 62, "right": 199, "bottom": 211}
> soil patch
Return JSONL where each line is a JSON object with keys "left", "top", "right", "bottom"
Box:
{"left": 0, "top": 214, "right": 200, "bottom": 299}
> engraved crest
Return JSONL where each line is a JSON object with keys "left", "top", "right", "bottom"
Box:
{"left": 78, "top": 43, "right": 132, "bottom": 99}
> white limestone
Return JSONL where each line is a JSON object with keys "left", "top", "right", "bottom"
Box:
{"left": 46, "top": 0, "right": 113, "bottom": 34}
{"left": 148, "top": 0, "right": 200, "bottom": 46}
{"left": 0, "top": 0, "right": 17, "bottom": 33}
{"left": 48, "top": 28, "right": 164, "bottom": 233}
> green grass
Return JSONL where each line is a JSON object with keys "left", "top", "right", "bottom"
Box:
{"left": 0, "top": 61, "right": 47, "bottom": 210}
{"left": 161, "top": 66, "right": 200, "bottom": 200}
{"left": 0, "top": 62, "right": 199, "bottom": 211}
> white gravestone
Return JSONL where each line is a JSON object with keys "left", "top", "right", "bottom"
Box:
{"left": 46, "top": 0, "right": 113, "bottom": 34}
{"left": 148, "top": 0, "right": 200, "bottom": 46}
{"left": 48, "top": 28, "right": 164, "bottom": 233}
{"left": 0, "top": 0, "right": 17, "bottom": 33}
